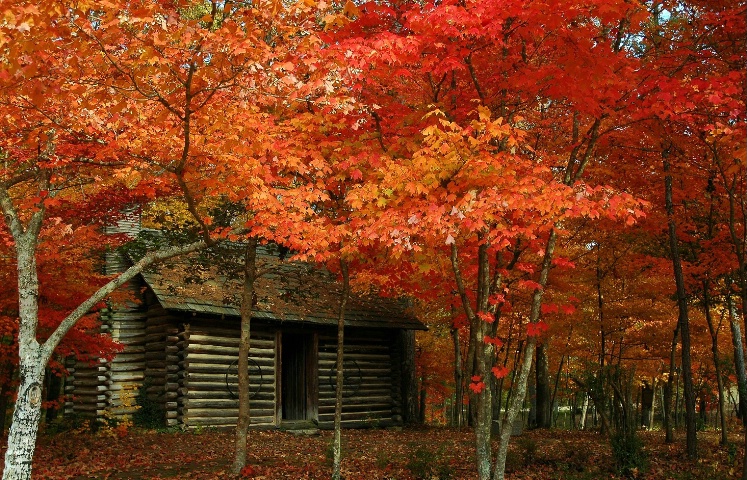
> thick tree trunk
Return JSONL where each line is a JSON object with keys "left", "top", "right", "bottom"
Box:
{"left": 3, "top": 223, "right": 46, "bottom": 480}
{"left": 232, "top": 237, "right": 258, "bottom": 474}
{"left": 664, "top": 159, "right": 697, "bottom": 459}
{"left": 535, "top": 342, "right": 551, "bottom": 429}
{"left": 3, "top": 353, "right": 45, "bottom": 480}
{"left": 332, "top": 260, "right": 350, "bottom": 480}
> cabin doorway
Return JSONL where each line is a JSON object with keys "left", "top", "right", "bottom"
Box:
{"left": 281, "top": 333, "right": 313, "bottom": 421}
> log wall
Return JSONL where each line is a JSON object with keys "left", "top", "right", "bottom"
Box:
{"left": 64, "top": 250, "right": 147, "bottom": 420}
{"left": 142, "top": 294, "right": 178, "bottom": 425}
{"left": 180, "top": 321, "right": 277, "bottom": 428}
{"left": 316, "top": 330, "right": 401, "bottom": 429}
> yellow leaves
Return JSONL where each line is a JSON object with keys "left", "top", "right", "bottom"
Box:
{"left": 342, "top": 1, "right": 361, "bottom": 18}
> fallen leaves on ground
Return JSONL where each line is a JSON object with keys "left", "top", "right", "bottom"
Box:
{"left": 1, "top": 427, "right": 742, "bottom": 479}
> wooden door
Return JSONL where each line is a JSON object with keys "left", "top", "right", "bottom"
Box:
{"left": 281, "top": 333, "right": 307, "bottom": 420}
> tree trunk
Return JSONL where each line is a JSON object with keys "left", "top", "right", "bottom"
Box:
{"left": 3, "top": 222, "right": 46, "bottom": 480}
{"left": 727, "top": 293, "right": 747, "bottom": 480}
{"left": 535, "top": 342, "right": 551, "bottom": 429}
{"left": 332, "top": 260, "right": 350, "bottom": 480}
{"left": 232, "top": 237, "right": 258, "bottom": 474}
{"left": 3, "top": 352, "right": 45, "bottom": 480}
{"left": 664, "top": 158, "right": 697, "bottom": 459}
{"left": 663, "top": 325, "right": 679, "bottom": 443}
{"left": 493, "top": 230, "right": 557, "bottom": 480}
{"left": 703, "top": 284, "right": 728, "bottom": 445}
{"left": 579, "top": 394, "right": 589, "bottom": 430}
{"left": 451, "top": 326, "right": 463, "bottom": 428}
{"left": 400, "top": 330, "right": 418, "bottom": 424}
{"left": 466, "top": 323, "right": 477, "bottom": 427}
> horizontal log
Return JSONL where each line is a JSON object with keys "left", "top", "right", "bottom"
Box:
{"left": 109, "top": 362, "right": 146, "bottom": 372}
{"left": 318, "top": 384, "right": 394, "bottom": 393}
{"left": 107, "top": 383, "right": 144, "bottom": 392}
{"left": 164, "top": 391, "right": 178, "bottom": 400}
{"left": 187, "top": 326, "right": 275, "bottom": 340}
{"left": 317, "top": 410, "right": 393, "bottom": 422}
{"left": 318, "top": 369, "right": 393, "bottom": 379}
{"left": 165, "top": 345, "right": 180, "bottom": 354}
{"left": 145, "top": 360, "right": 169, "bottom": 377}
{"left": 189, "top": 374, "right": 271, "bottom": 385}
{"left": 183, "top": 417, "right": 275, "bottom": 427}
{"left": 318, "top": 403, "right": 393, "bottom": 414}
{"left": 73, "top": 378, "right": 108, "bottom": 387}
{"left": 317, "top": 418, "right": 398, "bottom": 429}
{"left": 113, "top": 353, "right": 146, "bottom": 363}
{"left": 109, "top": 372, "right": 145, "bottom": 382}
{"left": 69, "top": 394, "right": 108, "bottom": 402}
{"left": 109, "top": 311, "right": 148, "bottom": 321}
{"left": 185, "top": 382, "right": 275, "bottom": 394}
{"left": 319, "top": 395, "right": 391, "bottom": 406}
{"left": 71, "top": 372, "right": 110, "bottom": 380}
{"left": 318, "top": 345, "right": 390, "bottom": 354}
{"left": 187, "top": 334, "right": 275, "bottom": 349}
{"left": 186, "top": 391, "right": 275, "bottom": 402}
{"left": 187, "top": 358, "right": 275, "bottom": 371}
{"left": 319, "top": 336, "right": 389, "bottom": 344}
{"left": 184, "top": 398, "right": 275, "bottom": 409}
{"left": 113, "top": 337, "right": 146, "bottom": 347}
{"left": 146, "top": 341, "right": 168, "bottom": 352}
{"left": 317, "top": 353, "right": 391, "bottom": 362}
{"left": 111, "top": 322, "right": 147, "bottom": 332}
{"left": 187, "top": 344, "right": 274, "bottom": 357}
{"left": 182, "top": 408, "right": 276, "bottom": 418}
{"left": 145, "top": 325, "right": 179, "bottom": 336}
{"left": 144, "top": 333, "right": 166, "bottom": 344}
{"left": 107, "top": 406, "right": 139, "bottom": 416}
{"left": 144, "top": 352, "right": 167, "bottom": 362}
{"left": 71, "top": 364, "right": 109, "bottom": 372}
{"left": 71, "top": 406, "right": 107, "bottom": 415}
{"left": 166, "top": 411, "right": 178, "bottom": 419}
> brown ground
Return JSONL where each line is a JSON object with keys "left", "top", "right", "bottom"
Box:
{"left": 5, "top": 426, "right": 743, "bottom": 479}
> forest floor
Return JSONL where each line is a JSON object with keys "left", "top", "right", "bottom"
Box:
{"left": 5, "top": 425, "right": 743, "bottom": 479}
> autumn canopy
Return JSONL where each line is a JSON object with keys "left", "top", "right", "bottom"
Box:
{"left": 0, "top": 0, "right": 744, "bottom": 479}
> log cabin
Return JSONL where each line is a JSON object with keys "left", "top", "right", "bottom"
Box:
{"left": 64, "top": 234, "right": 425, "bottom": 430}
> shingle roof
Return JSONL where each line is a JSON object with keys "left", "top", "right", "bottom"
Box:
{"left": 140, "top": 245, "right": 425, "bottom": 330}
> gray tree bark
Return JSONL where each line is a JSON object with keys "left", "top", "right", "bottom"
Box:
{"left": 332, "top": 260, "right": 350, "bottom": 480}
{"left": 664, "top": 158, "right": 697, "bottom": 459}
{"left": 233, "top": 237, "right": 258, "bottom": 474}
{"left": 1, "top": 177, "right": 209, "bottom": 480}
{"left": 535, "top": 342, "right": 551, "bottom": 429}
